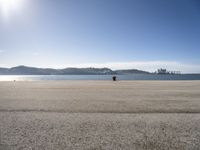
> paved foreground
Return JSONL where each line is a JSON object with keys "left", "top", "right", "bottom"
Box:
{"left": 0, "top": 81, "right": 200, "bottom": 149}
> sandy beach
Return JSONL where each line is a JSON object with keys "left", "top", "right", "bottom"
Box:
{"left": 1, "top": 81, "right": 200, "bottom": 149}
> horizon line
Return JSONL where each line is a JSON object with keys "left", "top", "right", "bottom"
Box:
{"left": 0, "top": 61, "right": 200, "bottom": 73}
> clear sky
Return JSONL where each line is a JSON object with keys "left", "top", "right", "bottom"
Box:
{"left": 0, "top": 0, "right": 200, "bottom": 73}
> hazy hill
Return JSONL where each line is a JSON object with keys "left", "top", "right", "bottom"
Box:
{"left": 115, "top": 69, "right": 149, "bottom": 74}
{"left": 0, "top": 68, "right": 9, "bottom": 74}
{"left": 0, "top": 66, "right": 149, "bottom": 75}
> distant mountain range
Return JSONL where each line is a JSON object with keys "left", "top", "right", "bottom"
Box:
{"left": 0, "top": 66, "right": 149, "bottom": 75}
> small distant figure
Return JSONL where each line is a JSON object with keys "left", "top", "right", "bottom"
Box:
{"left": 14, "top": 80, "right": 16, "bottom": 82}
{"left": 112, "top": 76, "right": 117, "bottom": 81}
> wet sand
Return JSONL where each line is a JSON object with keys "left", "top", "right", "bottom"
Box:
{"left": 0, "top": 81, "right": 200, "bottom": 149}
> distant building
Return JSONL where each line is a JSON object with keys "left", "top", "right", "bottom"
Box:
{"left": 157, "top": 68, "right": 169, "bottom": 74}
{"left": 156, "top": 68, "right": 181, "bottom": 75}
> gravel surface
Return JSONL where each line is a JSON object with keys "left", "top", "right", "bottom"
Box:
{"left": 0, "top": 81, "right": 200, "bottom": 150}
{"left": 1, "top": 113, "right": 200, "bottom": 150}
{"left": 0, "top": 81, "right": 200, "bottom": 113}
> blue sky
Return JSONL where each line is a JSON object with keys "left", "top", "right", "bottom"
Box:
{"left": 0, "top": 0, "right": 200, "bottom": 73}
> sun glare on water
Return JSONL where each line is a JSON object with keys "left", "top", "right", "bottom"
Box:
{"left": 0, "top": 0, "right": 25, "bottom": 18}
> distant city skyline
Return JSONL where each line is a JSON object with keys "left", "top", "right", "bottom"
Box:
{"left": 0, "top": 0, "right": 200, "bottom": 73}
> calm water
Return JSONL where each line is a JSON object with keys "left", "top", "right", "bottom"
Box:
{"left": 0, "top": 74, "right": 200, "bottom": 81}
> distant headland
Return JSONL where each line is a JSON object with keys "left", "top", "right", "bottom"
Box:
{"left": 0, "top": 66, "right": 182, "bottom": 75}
{"left": 0, "top": 65, "right": 149, "bottom": 75}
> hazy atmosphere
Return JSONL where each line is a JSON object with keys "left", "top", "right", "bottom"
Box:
{"left": 0, "top": 0, "right": 200, "bottom": 73}
{"left": 1, "top": 1, "right": 200, "bottom": 149}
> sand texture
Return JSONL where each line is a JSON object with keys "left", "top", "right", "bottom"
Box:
{"left": 0, "top": 81, "right": 200, "bottom": 149}
{"left": 0, "top": 81, "right": 200, "bottom": 113}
